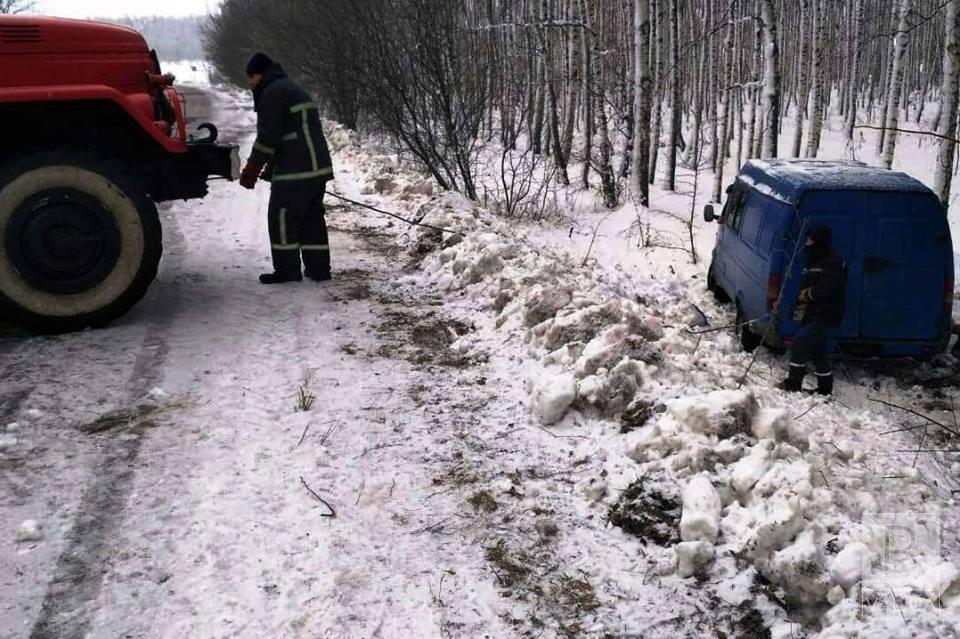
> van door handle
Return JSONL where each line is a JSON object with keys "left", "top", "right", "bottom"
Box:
{"left": 864, "top": 256, "right": 890, "bottom": 272}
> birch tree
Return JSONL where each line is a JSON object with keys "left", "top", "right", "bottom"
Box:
{"left": 804, "top": 0, "right": 825, "bottom": 157}
{"left": 664, "top": 0, "right": 680, "bottom": 191}
{"left": 881, "top": 0, "right": 912, "bottom": 169}
{"left": 935, "top": 0, "right": 960, "bottom": 206}
{"left": 791, "top": 0, "right": 808, "bottom": 157}
{"left": 630, "top": 0, "right": 652, "bottom": 205}
{"left": 844, "top": 0, "right": 865, "bottom": 142}
{"left": 758, "top": 0, "right": 780, "bottom": 158}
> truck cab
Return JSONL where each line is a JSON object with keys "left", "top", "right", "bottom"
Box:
{"left": 0, "top": 16, "right": 238, "bottom": 333}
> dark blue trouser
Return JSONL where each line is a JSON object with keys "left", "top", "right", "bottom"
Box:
{"left": 790, "top": 321, "right": 831, "bottom": 375}
{"left": 267, "top": 181, "right": 330, "bottom": 277}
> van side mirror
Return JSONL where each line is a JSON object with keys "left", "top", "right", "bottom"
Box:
{"left": 704, "top": 204, "right": 717, "bottom": 223}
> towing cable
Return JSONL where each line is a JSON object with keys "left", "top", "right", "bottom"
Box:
{"left": 211, "top": 176, "right": 465, "bottom": 236}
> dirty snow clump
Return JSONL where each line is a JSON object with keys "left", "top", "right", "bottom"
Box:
{"left": 16, "top": 519, "right": 43, "bottom": 543}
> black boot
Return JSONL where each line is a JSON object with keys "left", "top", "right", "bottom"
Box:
{"left": 777, "top": 364, "right": 805, "bottom": 392}
{"left": 304, "top": 270, "right": 331, "bottom": 282}
{"left": 259, "top": 272, "right": 302, "bottom": 284}
{"left": 815, "top": 372, "right": 833, "bottom": 396}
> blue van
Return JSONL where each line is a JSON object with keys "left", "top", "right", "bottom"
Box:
{"left": 705, "top": 159, "right": 954, "bottom": 359}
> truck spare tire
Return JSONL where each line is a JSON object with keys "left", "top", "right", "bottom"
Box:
{"left": 0, "top": 151, "right": 162, "bottom": 333}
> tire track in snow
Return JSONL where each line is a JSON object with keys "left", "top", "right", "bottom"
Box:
{"left": 28, "top": 206, "right": 185, "bottom": 639}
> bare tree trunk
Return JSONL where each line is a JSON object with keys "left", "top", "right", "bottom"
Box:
{"left": 561, "top": 0, "right": 580, "bottom": 163}
{"left": 580, "top": 0, "right": 593, "bottom": 188}
{"left": 844, "top": 0, "right": 864, "bottom": 141}
{"left": 631, "top": 0, "right": 652, "bottom": 205}
{"left": 936, "top": 0, "right": 960, "bottom": 207}
{"left": 664, "top": 0, "right": 680, "bottom": 190}
{"left": 713, "top": 1, "right": 736, "bottom": 202}
{"left": 881, "top": 0, "right": 912, "bottom": 169}
{"left": 805, "top": 0, "right": 825, "bottom": 157}
{"left": 791, "top": 0, "right": 809, "bottom": 157}
{"left": 759, "top": 0, "right": 780, "bottom": 158}
{"left": 649, "top": 0, "right": 663, "bottom": 184}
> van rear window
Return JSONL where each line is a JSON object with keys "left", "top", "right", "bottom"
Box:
{"left": 726, "top": 190, "right": 748, "bottom": 231}
{"left": 738, "top": 200, "right": 763, "bottom": 245}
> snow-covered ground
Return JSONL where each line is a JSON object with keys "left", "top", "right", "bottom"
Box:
{"left": 3, "top": 84, "right": 960, "bottom": 638}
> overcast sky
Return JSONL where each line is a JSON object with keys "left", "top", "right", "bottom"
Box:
{"left": 33, "top": 0, "right": 220, "bottom": 18}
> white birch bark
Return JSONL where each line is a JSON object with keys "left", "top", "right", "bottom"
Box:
{"left": 805, "top": 0, "right": 824, "bottom": 158}
{"left": 881, "top": 0, "right": 912, "bottom": 170}
{"left": 630, "top": 0, "right": 652, "bottom": 205}
{"left": 791, "top": 0, "right": 808, "bottom": 157}
{"left": 712, "top": 2, "right": 736, "bottom": 203}
{"left": 759, "top": 0, "right": 780, "bottom": 158}
{"left": 844, "top": 0, "right": 864, "bottom": 141}
{"left": 935, "top": 0, "right": 960, "bottom": 207}
{"left": 664, "top": 0, "right": 680, "bottom": 190}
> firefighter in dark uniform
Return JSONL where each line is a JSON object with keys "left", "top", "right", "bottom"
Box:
{"left": 779, "top": 224, "right": 846, "bottom": 396}
{"left": 239, "top": 53, "right": 335, "bottom": 284}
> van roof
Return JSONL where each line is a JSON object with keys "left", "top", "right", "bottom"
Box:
{"left": 737, "top": 159, "right": 934, "bottom": 206}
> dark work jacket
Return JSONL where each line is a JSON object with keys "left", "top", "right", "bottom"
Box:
{"left": 798, "top": 250, "right": 846, "bottom": 326}
{"left": 248, "top": 64, "right": 334, "bottom": 187}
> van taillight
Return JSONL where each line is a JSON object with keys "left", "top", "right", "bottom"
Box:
{"left": 766, "top": 273, "right": 781, "bottom": 311}
{"left": 946, "top": 276, "right": 954, "bottom": 317}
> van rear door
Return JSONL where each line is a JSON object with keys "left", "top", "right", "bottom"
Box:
{"left": 860, "top": 192, "right": 949, "bottom": 340}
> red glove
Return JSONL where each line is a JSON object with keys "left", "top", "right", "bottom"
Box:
{"left": 239, "top": 160, "right": 263, "bottom": 189}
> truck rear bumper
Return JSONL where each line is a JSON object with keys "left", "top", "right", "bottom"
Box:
{"left": 150, "top": 141, "right": 239, "bottom": 202}
{"left": 189, "top": 141, "right": 240, "bottom": 181}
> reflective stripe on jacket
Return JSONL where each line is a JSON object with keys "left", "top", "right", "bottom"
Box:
{"left": 249, "top": 64, "right": 334, "bottom": 186}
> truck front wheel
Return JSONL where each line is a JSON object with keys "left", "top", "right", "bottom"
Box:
{"left": 0, "top": 152, "right": 161, "bottom": 333}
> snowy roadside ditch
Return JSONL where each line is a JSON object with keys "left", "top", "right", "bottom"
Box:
{"left": 328, "top": 124, "right": 960, "bottom": 637}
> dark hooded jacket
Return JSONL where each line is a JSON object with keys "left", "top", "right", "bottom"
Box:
{"left": 796, "top": 224, "right": 846, "bottom": 326}
{"left": 247, "top": 64, "right": 334, "bottom": 187}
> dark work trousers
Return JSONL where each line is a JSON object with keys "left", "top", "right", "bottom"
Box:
{"left": 790, "top": 321, "right": 832, "bottom": 376}
{"left": 267, "top": 180, "right": 331, "bottom": 277}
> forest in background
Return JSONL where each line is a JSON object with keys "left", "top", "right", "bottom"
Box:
{"left": 101, "top": 15, "right": 207, "bottom": 61}
{"left": 205, "top": 1, "right": 960, "bottom": 213}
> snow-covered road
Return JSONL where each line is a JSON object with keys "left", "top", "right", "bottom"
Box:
{"left": 0, "top": 87, "right": 516, "bottom": 639}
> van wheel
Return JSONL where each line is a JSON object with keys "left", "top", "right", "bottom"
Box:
{"left": 0, "top": 151, "right": 161, "bottom": 334}
{"left": 707, "top": 263, "right": 730, "bottom": 303}
{"left": 736, "top": 306, "right": 762, "bottom": 353}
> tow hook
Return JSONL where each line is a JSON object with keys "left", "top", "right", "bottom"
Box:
{"left": 189, "top": 123, "right": 219, "bottom": 144}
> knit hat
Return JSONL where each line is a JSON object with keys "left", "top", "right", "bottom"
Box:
{"left": 806, "top": 224, "right": 832, "bottom": 248}
{"left": 246, "top": 52, "right": 274, "bottom": 77}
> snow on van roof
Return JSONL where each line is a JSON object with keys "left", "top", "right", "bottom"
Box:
{"left": 737, "top": 159, "right": 934, "bottom": 206}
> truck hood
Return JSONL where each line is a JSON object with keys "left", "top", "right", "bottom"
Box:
{"left": 0, "top": 15, "right": 148, "bottom": 54}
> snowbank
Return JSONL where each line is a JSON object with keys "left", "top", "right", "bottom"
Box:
{"left": 338, "top": 122, "right": 960, "bottom": 637}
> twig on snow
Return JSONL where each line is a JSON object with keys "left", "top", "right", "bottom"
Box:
{"left": 824, "top": 441, "right": 852, "bottom": 461}
{"left": 793, "top": 405, "right": 818, "bottom": 421}
{"left": 580, "top": 210, "right": 615, "bottom": 268}
{"left": 896, "top": 448, "right": 960, "bottom": 454}
{"left": 534, "top": 424, "right": 590, "bottom": 440}
{"left": 319, "top": 420, "right": 342, "bottom": 446}
{"left": 410, "top": 515, "right": 456, "bottom": 535}
{"left": 868, "top": 397, "right": 960, "bottom": 439}
{"left": 300, "top": 477, "right": 337, "bottom": 517}
{"left": 688, "top": 302, "right": 710, "bottom": 328}
{"left": 354, "top": 442, "right": 404, "bottom": 459}
{"left": 296, "top": 422, "right": 312, "bottom": 448}
{"left": 355, "top": 479, "right": 366, "bottom": 506}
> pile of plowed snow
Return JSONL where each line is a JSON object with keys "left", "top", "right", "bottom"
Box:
{"left": 336, "top": 128, "right": 960, "bottom": 637}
